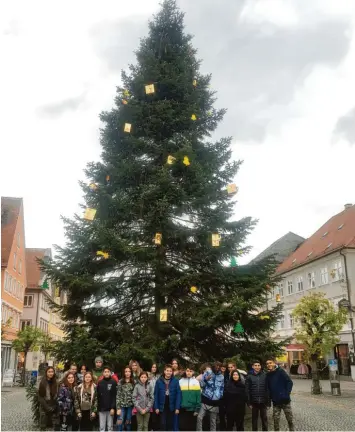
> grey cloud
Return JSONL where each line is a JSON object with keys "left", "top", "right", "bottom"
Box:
{"left": 89, "top": 0, "right": 352, "bottom": 142}
{"left": 37, "top": 92, "right": 87, "bottom": 118}
{"left": 333, "top": 107, "right": 355, "bottom": 145}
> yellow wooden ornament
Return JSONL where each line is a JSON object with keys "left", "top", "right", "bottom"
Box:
{"left": 160, "top": 309, "right": 168, "bottom": 322}
{"left": 145, "top": 84, "right": 155, "bottom": 94}
{"left": 96, "top": 251, "right": 109, "bottom": 259}
{"left": 55, "top": 286, "right": 60, "bottom": 298}
{"left": 83, "top": 208, "right": 97, "bottom": 221}
{"left": 124, "top": 123, "right": 132, "bottom": 133}
{"left": 260, "top": 315, "right": 270, "bottom": 320}
{"left": 167, "top": 155, "right": 176, "bottom": 165}
{"left": 193, "top": 79, "right": 197, "bottom": 87}
{"left": 155, "top": 233, "right": 162, "bottom": 245}
{"left": 227, "top": 183, "right": 238, "bottom": 195}
{"left": 89, "top": 183, "right": 98, "bottom": 191}
{"left": 276, "top": 294, "right": 281, "bottom": 302}
{"left": 122, "top": 99, "right": 128, "bottom": 105}
{"left": 183, "top": 156, "right": 190, "bottom": 166}
{"left": 106, "top": 175, "right": 110, "bottom": 182}
{"left": 123, "top": 89, "right": 130, "bottom": 97}
{"left": 191, "top": 114, "right": 197, "bottom": 121}
{"left": 190, "top": 286, "right": 198, "bottom": 293}
{"left": 212, "top": 233, "right": 221, "bottom": 247}
{"left": 207, "top": 111, "right": 212, "bottom": 116}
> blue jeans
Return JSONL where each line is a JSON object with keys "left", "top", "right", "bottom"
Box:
{"left": 117, "top": 407, "right": 133, "bottom": 431}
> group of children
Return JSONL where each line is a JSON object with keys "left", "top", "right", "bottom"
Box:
{"left": 37, "top": 356, "right": 294, "bottom": 432}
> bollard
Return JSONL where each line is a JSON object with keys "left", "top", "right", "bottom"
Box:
{"left": 329, "top": 359, "right": 341, "bottom": 396}
{"left": 330, "top": 380, "right": 341, "bottom": 396}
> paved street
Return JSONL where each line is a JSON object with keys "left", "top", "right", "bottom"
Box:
{"left": 1, "top": 379, "right": 355, "bottom": 431}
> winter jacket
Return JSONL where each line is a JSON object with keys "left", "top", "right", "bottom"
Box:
{"left": 97, "top": 377, "right": 117, "bottom": 412}
{"left": 133, "top": 381, "right": 154, "bottom": 412}
{"left": 58, "top": 384, "right": 75, "bottom": 415}
{"left": 179, "top": 377, "right": 201, "bottom": 412}
{"left": 224, "top": 370, "right": 246, "bottom": 385}
{"left": 116, "top": 381, "right": 135, "bottom": 408}
{"left": 223, "top": 379, "right": 247, "bottom": 413}
{"left": 154, "top": 375, "right": 182, "bottom": 412}
{"left": 97, "top": 373, "right": 119, "bottom": 384}
{"left": 74, "top": 383, "right": 97, "bottom": 415}
{"left": 38, "top": 380, "right": 59, "bottom": 414}
{"left": 93, "top": 368, "right": 103, "bottom": 380}
{"left": 266, "top": 367, "right": 293, "bottom": 405}
{"left": 200, "top": 371, "right": 224, "bottom": 406}
{"left": 246, "top": 371, "right": 269, "bottom": 405}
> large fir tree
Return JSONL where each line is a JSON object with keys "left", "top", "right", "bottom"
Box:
{"left": 43, "top": 0, "right": 284, "bottom": 366}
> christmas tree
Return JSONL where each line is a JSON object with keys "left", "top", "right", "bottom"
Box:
{"left": 42, "top": 0, "right": 284, "bottom": 365}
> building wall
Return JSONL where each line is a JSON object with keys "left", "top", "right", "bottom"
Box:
{"left": 1, "top": 207, "right": 27, "bottom": 340}
{"left": 269, "top": 249, "right": 353, "bottom": 344}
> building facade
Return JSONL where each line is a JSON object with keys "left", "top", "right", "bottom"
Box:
{"left": 1, "top": 197, "right": 27, "bottom": 375}
{"left": 268, "top": 204, "right": 355, "bottom": 375}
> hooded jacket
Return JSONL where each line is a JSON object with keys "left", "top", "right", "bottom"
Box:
{"left": 97, "top": 377, "right": 117, "bottom": 411}
{"left": 246, "top": 370, "right": 269, "bottom": 405}
{"left": 154, "top": 375, "right": 182, "bottom": 412}
{"left": 74, "top": 383, "right": 97, "bottom": 415}
{"left": 266, "top": 367, "right": 293, "bottom": 405}
{"left": 133, "top": 381, "right": 154, "bottom": 412}
{"left": 58, "top": 384, "right": 75, "bottom": 415}
{"left": 179, "top": 377, "right": 201, "bottom": 412}
{"left": 116, "top": 380, "right": 135, "bottom": 409}
{"left": 200, "top": 371, "right": 224, "bottom": 406}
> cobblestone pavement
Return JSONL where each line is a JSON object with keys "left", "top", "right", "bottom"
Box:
{"left": 1, "top": 380, "right": 355, "bottom": 431}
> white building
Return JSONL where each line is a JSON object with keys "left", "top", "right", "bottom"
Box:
{"left": 268, "top": 204, "right": 355, "bottom": 376}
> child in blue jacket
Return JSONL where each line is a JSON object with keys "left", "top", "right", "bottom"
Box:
{"left": 154, "top": 364, "right": 182, "bottom": 431}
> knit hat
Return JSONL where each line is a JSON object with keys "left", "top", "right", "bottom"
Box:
{"left": 95, "top": 356, "right": 103, "bottom": 363}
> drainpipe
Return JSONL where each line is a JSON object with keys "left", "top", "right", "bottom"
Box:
{"left": 35, "top": 291, "right": 41, "bottom": 328}
{"left": 339, "top": 249, "right": 355, "bottom": 355}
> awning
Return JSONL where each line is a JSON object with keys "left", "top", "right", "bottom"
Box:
{"left": 286, "top": 344, "right": 305, "bottom": 352}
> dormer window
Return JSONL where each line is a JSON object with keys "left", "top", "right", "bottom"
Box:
{"left": 322, "top": 232, "right": 328, "bottom": 238}
{"left": 307, "top": 251, "right": 313, "bottom": 258}
{"left": 326, "top": 243, "right": 332, "bottom": 250}
{"left": 338, "top": 224, "right": 344, "bottom": 230}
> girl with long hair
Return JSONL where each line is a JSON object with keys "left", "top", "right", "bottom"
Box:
{"left": 128, "top": 360, "right": 141, "bottom": 384}
{"left": 133, "top": 371, "right": 154, "bottom": 431}
{"left": 58, "top": 372, "right": 76, "bottom": 431}
{"left": 224, "top": 370, "right": 246, "bottom": 431}
{"left": 74, "top": 371, "right": 97, "bottom": 431}
{"left": 116, "top": 367, "right": 135, "bottom": 431}
{"left": 38, "top": 366, "right": 60, "bottom": 431}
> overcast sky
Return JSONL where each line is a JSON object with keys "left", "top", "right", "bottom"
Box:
{"left": 1, "top": 0, "right": 354, "bottom": 263}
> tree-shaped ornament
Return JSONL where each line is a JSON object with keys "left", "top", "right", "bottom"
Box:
{"left": 41, "top": 279, "right": 49, "bottom": 290}
{"left": 233, "top": 322, "right": 244, "bottom": 333}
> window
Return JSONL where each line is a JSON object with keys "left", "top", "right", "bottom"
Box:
{"left": 287, "top": 280, "right": 293, "bottom": 295}
{"left": 307, "top": 272, "right": 316, "bottom": 288}
{"left": 13, "top": 252, "right": 17, "bottom": 270}
{"left": 18, "top": 259, "right": 22, "bottom": 274}
{"left": 320, "top": 267, "right": 328, "bottom": 285}
{"left": 270, "top": 287, "right": 275, "bottom": 299}
{"left": 21, "top": 320, "right": 31, "bottom": 330}
{"left": 331, "top": 261, "right": 343, "bottom": 281}
{"left": 41, "top": 295, "right": 50, "bottom": 312}
{"left": 297, "top": 276, "right": 303, "bottom": 292}
{"left": 24, "top": 295, "right": 34, "bottom": 307}
{"left": 288, "top": 313, "right": 294, "bottom": 328}
{"left": 40, "top": 318, "right": 49, "bottom": 333}
{"left": 279, "top": 314, "right": 285, "bottom": 329}
{"left": 17, "top": 232, "right": 20, "bottom": 247}
{"left": 4, "top": 272, "right": 9, "bottom": 292}
{"left": 279, "top": 282, "right": 284, "bottom": 297}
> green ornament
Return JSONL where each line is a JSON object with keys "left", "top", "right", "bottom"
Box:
{"left": 233, "top": 322, "right": 244, "bottom": 333}
{"left": 41, "top": 279, "right": 49, "bottom": 290}
{"left": 230, "top": 256, "right": 237, "bottom": 267}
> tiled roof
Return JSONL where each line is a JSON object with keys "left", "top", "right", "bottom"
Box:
{"left": 250, "top": 232, "right": 305, "bottom": 264}
{"left": 25, "top": 248, "right": 47, "bottom": 288}
{"left": 277, "top": 204, "right": 355, "bottom": 274}
{"left": 1, "top": 197, "right": 22, "bottom": 267}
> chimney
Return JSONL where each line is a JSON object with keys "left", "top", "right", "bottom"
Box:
{"left": 344, "top": 203, "right": 352, "bottom": 210}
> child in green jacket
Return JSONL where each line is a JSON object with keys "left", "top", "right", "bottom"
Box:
{"left": 179, "top": 367, "right": 201, "bottom": 431}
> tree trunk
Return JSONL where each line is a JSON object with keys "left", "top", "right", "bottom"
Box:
{"left": 310, "top": 355, "right": 321, "bottom": 394}
{"left": 22, "top": 351, "right": 28, "bottom": 387}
